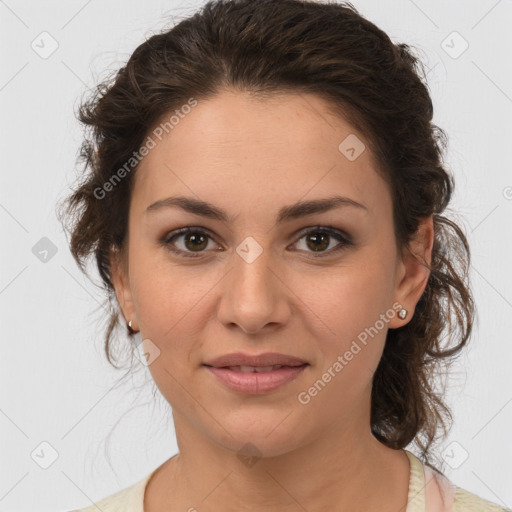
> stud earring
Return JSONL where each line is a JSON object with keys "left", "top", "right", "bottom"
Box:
{"left": 127, "top": 320, "right": 135, "bottom": 333}
{"left": 398, "top": 308, "right": 408, "bottom": 319}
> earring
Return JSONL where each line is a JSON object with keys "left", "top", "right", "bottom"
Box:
{"left": 127, "top": 319, "right": 135, "bottom": 333}
{"left": 398, "top": 308, "right": 408, "bottom": 319}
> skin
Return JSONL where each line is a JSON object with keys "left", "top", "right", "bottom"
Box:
{"left": 110, "top": 89, "right": 434, "bottom": 512}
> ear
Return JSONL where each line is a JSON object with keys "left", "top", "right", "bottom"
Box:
{"left": 110, "top": 246, "right": 137, "bottom": 332}
{"left": 388, "top": 215, "right": 434, "bottom": 328}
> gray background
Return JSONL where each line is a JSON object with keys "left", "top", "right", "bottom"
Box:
{"left": 1, "top": 0, "right": 511, "bottom": 510}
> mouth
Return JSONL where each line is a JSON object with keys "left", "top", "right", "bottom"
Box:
{"left": 202, "top": 355, "right": 309, "bottom": 395}
{"left": 209, "top": 364, "right": 307, "bottom": 373}
{"left": 203, "top": 352, "right": 308, "bottom": 368}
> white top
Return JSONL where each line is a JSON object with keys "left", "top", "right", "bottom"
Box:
{"left": 70, "top": 450, "right": 511, "bottom": 511}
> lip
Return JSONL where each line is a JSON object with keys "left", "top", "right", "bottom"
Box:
{"left": 205, "top": 365, "right": 308, "bottom": 394}
{"left": 203, "top": 352, "right": 308, "bottom": 368}
{"left": 203, "top": 352, "right": 309, "bottom": 395}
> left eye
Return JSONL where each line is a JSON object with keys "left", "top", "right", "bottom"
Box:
{"left": 293, "top": 227, "right": 352, "bottom": 256}
{"left": 160, "top": 226, "right": 353, "bottom": 258}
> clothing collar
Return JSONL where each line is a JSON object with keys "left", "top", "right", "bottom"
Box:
{"left": 404, "top": 449, "right": 457, "bottom": 512}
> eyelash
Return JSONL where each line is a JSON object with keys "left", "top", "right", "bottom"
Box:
{"left": 159, "top": 226, "right": 353, "bottom": 259}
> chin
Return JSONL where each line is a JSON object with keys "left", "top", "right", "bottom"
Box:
{"left": 210, "top": 418, "right": 305, "bottom": 460}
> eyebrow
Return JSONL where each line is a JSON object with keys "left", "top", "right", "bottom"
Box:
{"left": 145, "top": 195, "right": 368, "bottom": 223}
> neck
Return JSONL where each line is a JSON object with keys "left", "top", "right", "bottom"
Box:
{"left": 145, "top": 407, "right": 411, "bottom": 511}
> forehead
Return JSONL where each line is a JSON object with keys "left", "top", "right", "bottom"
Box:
{"left": 131, "top": 90, "right": 391, "bottom": 221}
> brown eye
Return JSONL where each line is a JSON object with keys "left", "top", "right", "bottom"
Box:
{"left": 161, "top": 225, "right": 353, "bottom": 259}
{"left": 293, "top": 227, "right": 353, "bottom": 257}
{"left": 161, "top": 228, "right": 217, "bottom": 258}
{"left": 305, "top": 231, "right": 330, "bottom": 252}
{"left": 181, "top": 232, "right": 209, "bottom": 251}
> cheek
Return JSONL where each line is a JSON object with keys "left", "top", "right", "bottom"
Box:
{"left": 312, "top": 257, "right": 395, "bottom": 338}
{"left": 129, "top": 241, "right": 193, "bottom": 325}
{"left": 295, "top": 271, "right": 392, "bottom": 421}
{"left": 302, "top": 252, "right": 396, "bottom": 384}
{"left": 129, "top": 245, "right": 223, "bottom": 361}
{"left": 134, "top": 272, "right": 211, "bottom": 343}
{"left": 129, "top": 257, "right": 216, "bottom": 403}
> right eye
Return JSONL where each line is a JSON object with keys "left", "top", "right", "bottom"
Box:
{"left": 160, "top": 227, "right": 220, "bottom": 258}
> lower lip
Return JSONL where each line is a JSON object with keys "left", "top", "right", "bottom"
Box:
{"left": 204, "top": 365, "right": 308, "bottom": 394}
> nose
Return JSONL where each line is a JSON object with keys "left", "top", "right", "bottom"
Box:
{"left": 216, "top": 246, "right": 291, "bottom": 335}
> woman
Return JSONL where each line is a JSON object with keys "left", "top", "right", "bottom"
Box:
{"left": 60, "top": 0, "right": 510, "bottom": 510}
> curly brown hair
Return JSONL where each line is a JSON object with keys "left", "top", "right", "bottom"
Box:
{"left": 57, "top": 0, "right": 474, "bottom": 472}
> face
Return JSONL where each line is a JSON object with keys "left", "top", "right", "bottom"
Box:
{"left": 111, "top": 89, "right": 432, "bottom": 457}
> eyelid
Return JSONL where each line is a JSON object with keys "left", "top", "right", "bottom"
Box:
{"left": 160, "top": 225, "right": 353, "bottom": 258}
{"left": 160, "top": 227, "right": 221, "bottom": 258}
{"left": 291, "top": 225, "right": 353, "bottom": 257}
{"left": 293, "top": 224, "right": 350, "bottom": 240}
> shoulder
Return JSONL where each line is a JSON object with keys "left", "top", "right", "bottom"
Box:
{"left": 404, "top": 449, "right": 510, "bottom": 512}
{"left": 68, "top": 487, "right": 131, "bottom": 512}
{"left": 67, "top": 471, "right": 154, "bottom": 512}
{"left": 453, "top": 485, "right": 512, "bottom": 512}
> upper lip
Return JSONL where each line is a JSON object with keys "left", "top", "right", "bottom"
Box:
{"left": 203, "top": 352, "right": 308, "bottom": 368}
